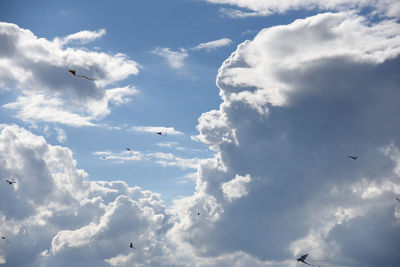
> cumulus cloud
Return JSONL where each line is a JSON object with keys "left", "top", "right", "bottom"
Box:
{"left": 0, "top": 124, "right": 174, "bottom": 267}
{"left": 169, "top": 11, "right": 400, "bottom": 266}
{"left": 0, "top": 22, "right": 139, "bottom": 126}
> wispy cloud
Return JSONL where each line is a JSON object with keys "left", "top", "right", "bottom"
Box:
{"left": 93, "top": 149, "right": 204, "bottom": 170}
{"left": 151, "top": 47, "right": 188, "bottom": 69}
{"left": 55, "top": 128, "right": 67, "bottom": 143}
{"left": 56, "top": 29, "right": 106, "bottom": 45}
{"left": 130, "top": 126, "right": 183, "bottom": 135}
{"left": 192, "top": 38, "right": 232, "bottom": 51}
{"left": 152, "top": 38, "right": 232, "bottom": 69}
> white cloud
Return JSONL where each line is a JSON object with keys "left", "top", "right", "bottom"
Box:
{"left": 151, "top": 47, "right": 188, "bottom": 69}
{"left": 221, "top": 174, "right": 251, "bottom": 201}
{"left": 0, "top": 124, "right": 177, "bottom": 267}
{"left": 206, "top": 0, "right": 400, "bottom": 18}
{"left": 93, "top": 149, "right": 204, "bottom": 170}
{"left": 130, "top": 126, "right": 183, "bottom": 135}
{"left": 170, "top": 11, "right": 400, "bottom": 266}
{"left": 3, "top": 93, "right": 97, "bottom": 127}
{"left": 55, "top": 128, "right": 67, "bottom": 143}
{"left": 106, "top": 86, "right": 138, "bottom": 106}
{"left": 2, "top": 7, "right": 400, "bottom": 267}
{"left": 56, "top": 29, "right": 106, "bottom": 45}
{"left": 0, "top": 22, "right": 140, "bottom": 126}
{"left": 192, "top": 38, "right": 232, "bottom": 51}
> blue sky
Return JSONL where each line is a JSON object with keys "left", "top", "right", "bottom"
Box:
{"left": 1, "top": 1, "right": 400, "bottom": 267}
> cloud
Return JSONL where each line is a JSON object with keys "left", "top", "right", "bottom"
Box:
{"left": 192, "top": 38, "right": 232, "bottom": 51}
{"left": 55, "top": 29, "right": 106, "bottom": 45}
{"left": 2, "top": 8, "right": 400, "bottom": 267}
{"left": 152, "top": 38, "right": 231, "bottom": 70}
{"left": 0, "top": 22, "right": 139, "bottom": 126}
{"left": 206, "top": 0, "right": 400, "bottom": 18}
{"left": 0, "top": 124, "right": 175, "bottom": 267}
{"left": 55, "top": 128, "right": 67, "bottom": 143}
{"left": 106, "top": 86, "right": 138, "bottom": 106}
{"left": 93, "top": 149, "right": 204, "bottom": 170}
{"left": 3, "top": 94, "right": 97, "bottom": 127}
{"left": 151, "top": 47, "right": 188, "bottom": 69}
{"left": 169, "top": 11, "right": 400, "bottom": 266}
{"left": 130, "top": 126, "right": 183, "bottom": 135}
{"left": 221, "top": 174, "right": 251, "bottom": 201}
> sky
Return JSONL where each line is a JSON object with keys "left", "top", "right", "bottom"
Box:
{"left": 0, "top": 0, "right": 400, "bottom": 266}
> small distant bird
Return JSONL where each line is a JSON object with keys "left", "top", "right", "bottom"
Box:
{"left": 102, "top": 156, "right": 106, "bottom": 160}
{"left": 347, "top": 156, "right": 358, "bottom": 160}
{"left": 197, "top": 212, "right": 200, "bottom": 216}
{"left": 1, "top": 236, "right": 9, "bottom": 243}
{"left": 68, "top": 69, "right": 96, "bottom": 81}
{"left": 126, "top": 148, "right": 131, "bottom": 151}
{"left": 156, "top": 132, "right": 162, "bottom": 136}
{"left": 396, "top": 197, "right": 400, "bottom": 204}
{"left": 5, "top": 179, "right": 16, "bottom": 185}
{"left": 129, "top": 242, "right": 135, "bottom": 250}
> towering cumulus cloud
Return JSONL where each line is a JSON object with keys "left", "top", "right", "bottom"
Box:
{"left": 172, "top": 12, "right": 400, "bottom": 267}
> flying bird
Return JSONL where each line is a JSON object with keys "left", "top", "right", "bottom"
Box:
{"left": 68, "top": 69, "right": 96, "bottom": 81}
{"left": 1, "top": 236, "right": 9, "bottom": 243}
{"left": 396, "top": 197, "right": 400, "bottom": 203}
{"left": 102, "top": 156, "right": 107, "bottom": 160}
{"left": 197, "top": 212, "right": 200, "bottom": 216}
{"left": 347, "top": 156, "right": 358, "bottom": 160}
{"left": 5, "top": 179, "right": 16, "bottom": 185}
{"left": 156, "top": 132, "right": 162, "bottom": 136}
{"left": 126, "top": 148, "right": 131, "bottom": 151}
{"left": 129, "top": 242, "right": 135, "bottom": 250}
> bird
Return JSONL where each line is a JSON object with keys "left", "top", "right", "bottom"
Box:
{"left": 68, "top": 69, "right": 96, "bottom": 81}
{"left": 102, "top": 156, "right": 106, "bottom": 160}
{"left": 396, "top": 197, "right": 400, "bottom": 203}
{"left": 1, "top": 236, "right": 9, "bottom": 243}
{"left": 126, "top": 148, "right": 131, "bottom": 151}
{"left": 156, "top": 132, "right": 162, "bottom": 136}
{"left": 347, "top": 156, "right": 358, "bottom": 160}
{"left": 129, "top": 242, "right": 135, "bottom": 250}
{"left": 5, "top": 179, "right": 16, "bottom": 185}
{"left": 197, "top": 212, "right": 200, "bottom": 216}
